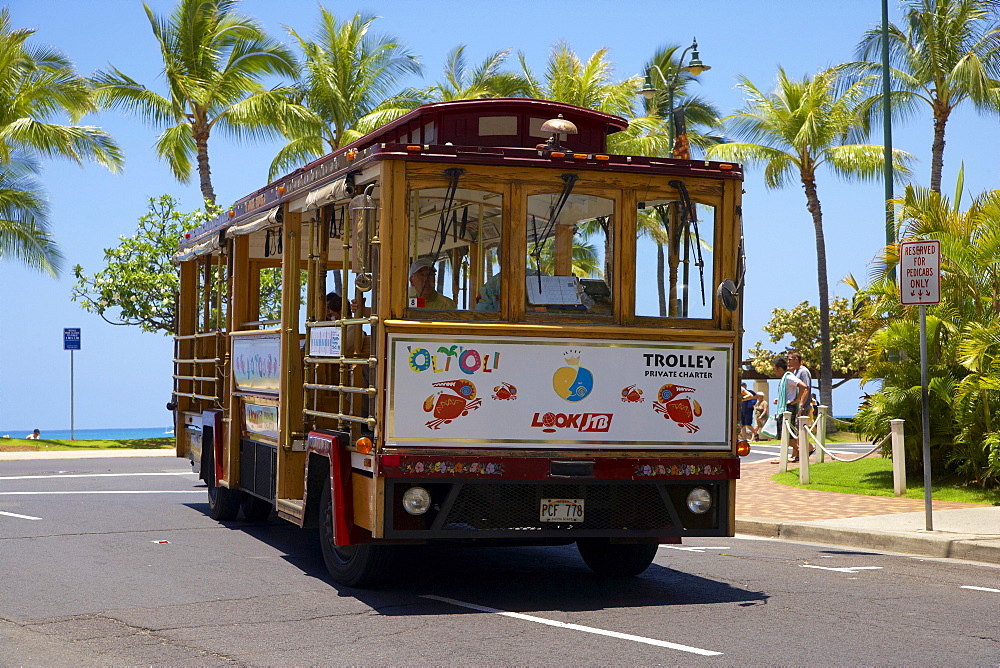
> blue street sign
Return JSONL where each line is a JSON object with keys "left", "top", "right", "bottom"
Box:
{"left": 64, "top": 327, "right": 81, "bottom": 350}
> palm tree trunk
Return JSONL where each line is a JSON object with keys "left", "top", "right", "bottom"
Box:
{"left": 802, "top": 176, "right": 834, "bottom": 425}
{"left": 656, "top": 243, "right": 666, "bottom": 316}
{"left": 194, "top": 124, "right": 216, "bottom": 205}
{"left": 929, "top": 108, "right": 948, "bottom": 194}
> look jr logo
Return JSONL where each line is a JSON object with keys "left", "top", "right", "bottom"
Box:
{"left": 552, "top": 350, "right": 593, "bottom": 402}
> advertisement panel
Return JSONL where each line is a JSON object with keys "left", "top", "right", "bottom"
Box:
{"left": 232, "top": 333, "right": 281, "bottom": 393}
{"left": 387, "top": 334, "right": 732, "bottom": 450}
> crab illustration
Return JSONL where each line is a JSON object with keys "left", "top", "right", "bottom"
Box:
{"left": 423, "top": 379, "right": 482, "bottom": 429}
{"left": 621, "top": 384, "right": 644, "bottom": 403}
{"left": 492, "top": 382, "right": 518, "bottom": 401}
{"left": 652, "top": 384, "right": 702, "bottom": 433}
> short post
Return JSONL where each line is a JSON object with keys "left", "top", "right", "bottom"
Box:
{"left": 817, "top": 405, "right": 828, "bottom": 463}
{"left": 798, "top": 415, "right": 811, "bottom": 484}
{"left": 891, "top": 418, "right": 906, "bottom": 496}
{"left": 778, "top": 410, "right": 791, "bottom": 473}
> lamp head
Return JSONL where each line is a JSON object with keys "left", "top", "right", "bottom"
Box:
{"left": 683, "top": 38, "right": 711, "bottom": 76}
{"left": 639, "top": 73, "right": 658, "bottom": 101}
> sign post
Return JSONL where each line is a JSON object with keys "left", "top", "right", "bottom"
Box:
{"left": 63, "top": 328, "right": 81, "bottom": 441}
{"left": 899, "top": 240, "right": 940, "bottom": 531}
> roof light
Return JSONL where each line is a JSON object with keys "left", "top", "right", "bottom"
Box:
{"left": 406, "top": 145, "right": 422, "bottom": 152}
{"left": 549, "top": 151, "right": 566, "bottom": 158}
{"left": 595, "top": 154, "right": 610, "bottom": 161}
{"left": 346, "top": 150, "right": 357, "bottom": 161}
{"left": 573, "top": 153, "right": 588, "bottom": 160}
{"left": 277, "top": 186, "right": 285, "bottom": 194}
{"left": 719, "top": 164, "right": 734, "bottom": 170}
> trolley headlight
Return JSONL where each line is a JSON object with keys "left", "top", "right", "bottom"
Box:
{"left": 686, "top": 487, "right": 713, "bottom": 514}
{"left": 402, "top": 486, "right": 432, "bottom": 515}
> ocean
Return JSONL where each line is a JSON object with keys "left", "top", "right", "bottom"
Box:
{"left": 0, "top": 427, "right": 174, "bottom": 441}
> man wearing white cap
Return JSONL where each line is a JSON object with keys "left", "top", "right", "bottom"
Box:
{"left": 408, "top": 257, "right": 456, "bottom": 309}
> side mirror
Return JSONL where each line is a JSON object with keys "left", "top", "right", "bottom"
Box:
{"left": 349, "top": 185, "right": 376, "bottom": 292}
{"left": 717, "top": 278, "right": 739, "bottom": 312}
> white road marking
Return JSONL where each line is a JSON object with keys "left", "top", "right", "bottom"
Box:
{"left": 0, "top": 472, "right": 194, "bottom": 481}
{"left": 0, "top": 510, "right": 42, "bottom": 520}
{"left": 0, "top": 490, "right": 204, "bottom": 496}
{"left": 422, "top": 594, "right": 722, "bottom": 656}
{"left": 659, "top": 545, "right": 730, "bottom": 553}
{"left": 801, "top": 565, "right": 883, "bottom": 573}
{"left": 961, "top": 586, "right": 1000, "bottom": 593}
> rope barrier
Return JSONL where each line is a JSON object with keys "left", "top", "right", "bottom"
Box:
{"left": 780, "top": 411, "right": 885, "bottom": 462}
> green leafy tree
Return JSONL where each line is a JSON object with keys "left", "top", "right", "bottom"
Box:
{"left": 72, "top": 195, "right": 215, "bottom": 333}
{"left": 707, "top": 66, "right": 913, "bottom": 416}
{"left": 92, "top": 0, "right": 302, "bottom": 204}
{"left": 420, "top": 45, "right": 531, "bottom": 102}
{"left": 746, "top": 298, "right": 872, "bottom": 388}
{"left": 854, "top": 0, "right": 1000, "bottom": 193}
{"left": 0, "top": 8, "right": 122, "bottom": 274}
{"left": 269, "top": 9, "right": 421, "bottom": 180}
{"left": 853, "top": 184, "right": 1000, "bottom": 486}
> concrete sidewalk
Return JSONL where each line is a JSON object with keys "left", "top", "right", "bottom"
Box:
{"left": 3, "top": 448, "right": 998, "bottom": 566}
{"left": 736, "top": 458, "right": 1000, "bottom": 565}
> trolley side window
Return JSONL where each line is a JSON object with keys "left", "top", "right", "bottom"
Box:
{"left": 407, "top": 186, "right": 503, "bottom": 313}
{"left": 634, "top": 199, "right": 716, "bottom": 320}
{"left": 524, "top": 192, "right": 614, "bottom": 316}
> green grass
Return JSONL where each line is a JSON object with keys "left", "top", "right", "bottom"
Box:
{"left": 772, "top": 457, "right": 1000, "bottom": 505}
{"left": 0, "top": 437, "right": 175, "bottom": 452}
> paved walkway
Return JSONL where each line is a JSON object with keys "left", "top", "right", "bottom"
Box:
{"left": 736, "top": 457, "right": 1000, "bottom": 565}
{"left": 736, "top": 458, "right": 983, "bottom": 522}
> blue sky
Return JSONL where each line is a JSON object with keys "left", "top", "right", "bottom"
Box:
{"left": 2, "top": 0, "right": 997, "bottom": 432}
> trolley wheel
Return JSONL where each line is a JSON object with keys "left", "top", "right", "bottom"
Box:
{"left": 576, "top": 539, "right": 659, "bottom": 577}
{"left": 207, "top": 480, "right": 242, "bottom": 521}
{"left": 318, "top": 480, "right": 393, "bottom": 587}
{"left": 241, "top": 494, "right": 273, "bottom": 522}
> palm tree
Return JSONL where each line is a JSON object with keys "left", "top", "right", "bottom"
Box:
{"left": 854, "top": 184, "right": 1000, "bottom": 485}
{"left": 518, "top": 42, "right": 640, "bottom": 118}
{"left": 420, "top": 45, "right": 531, "bottom": 102}
{"left": 92, "top": 0, "right": 301, "bottom": 204}
{"left": 0, "top": 8, "right": 121, "bottom": 275}
{"left": 269, "top": 9, "right": 422, "bottom": 179}
{"left": 707, "top": 66, "right": 913, "bottom": 416}
{"left": 854, "top": 0, "right": 1000, "bottom": 192}
{"left": 610, "top": 44, "right": 723, "bottom": 157}
{"left": 0, "top": 155, "right": 61, "bottom": 275}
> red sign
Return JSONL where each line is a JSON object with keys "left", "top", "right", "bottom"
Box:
{"left": 899, "top": 240, "right": 941, "bottom": 305}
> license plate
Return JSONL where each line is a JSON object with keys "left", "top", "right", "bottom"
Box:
{"left": 539, "top": 498, "right": 585, "bottom": 523}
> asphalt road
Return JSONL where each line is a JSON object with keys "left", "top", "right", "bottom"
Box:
{"left": 1, "top": 455, "right": 997, "bottom": 665}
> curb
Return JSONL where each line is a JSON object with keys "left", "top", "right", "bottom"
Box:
{"left": 0, "top": 449, "right": 176, "bottom": 461}
{"left": 736, "top": 516, "right": 1000, "bottom": 565}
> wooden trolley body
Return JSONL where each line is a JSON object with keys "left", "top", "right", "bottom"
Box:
{"left": 171, "top": 98, "right": 746, "bottom": 586}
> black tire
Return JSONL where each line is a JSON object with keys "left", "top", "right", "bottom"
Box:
{"left": 576, "top": 539, "right": 659, "bottom": 577}
{"left": 207, "top": 480, "right": 242, "bottom": 521}
{"left": 241, "top": 494, "right": 273, "bottom": 522}
{"left": 318, "top": 480, "right": 393, "bottom": 587}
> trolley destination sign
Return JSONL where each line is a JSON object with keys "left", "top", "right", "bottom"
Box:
{"left": 899, "top": 239, "right": 941, "bottom": 305}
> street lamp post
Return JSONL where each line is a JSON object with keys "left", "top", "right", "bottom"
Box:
{"left": 638, "top": 40, "right": 711, "bottom": 317}
{"left": 639, "top": 38, "right": 711, "bottom": 153}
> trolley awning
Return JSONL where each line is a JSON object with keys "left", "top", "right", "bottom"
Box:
{"left": 290, "top": 178, "right": 350, "bottom": 213}
{"left": 172, "top": 232, "right": 223, "bottom": 262}
{"left": 226, "top": 205, "right": 282, "bottom": 238}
